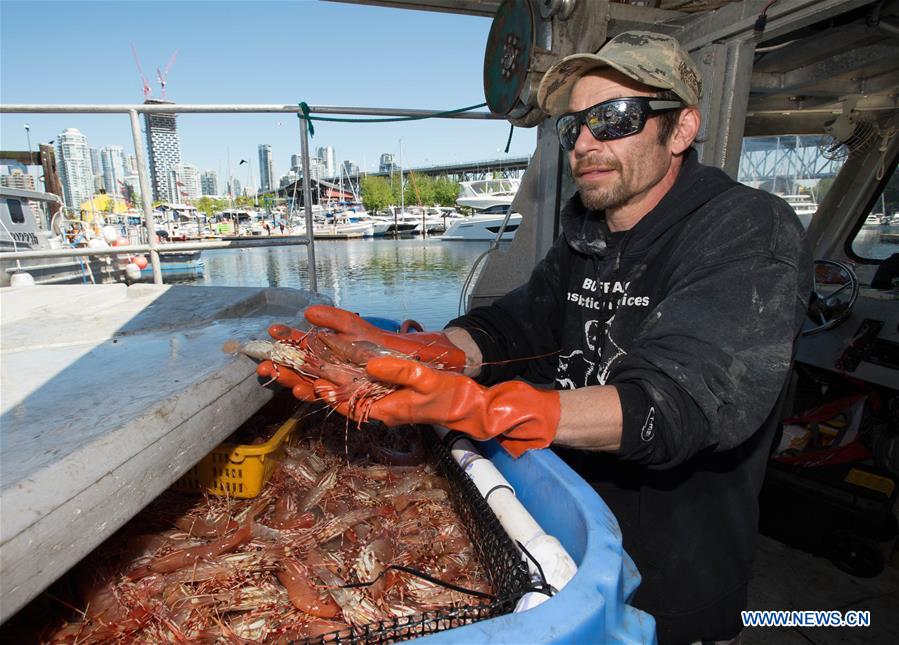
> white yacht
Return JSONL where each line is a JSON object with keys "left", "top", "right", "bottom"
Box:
{"left": 312, "top": 219, "right": 374, "bottom": 239}
{"left": 444, "top": 178, "right": 522, "bottom": 241}
{"left": 863, "top": 213, "right": 886, "bottom": 227}
{"left": 442, "top": 205, "right": 522, "bottom": 241}
{"left": 425, "top": 207, "right": 465, "bottom": 234}
{"left": 778, "top": 194, "right": 819, "bottom": 228}
{"left": 456, "top": 178, "right": 520, "bottom": 211}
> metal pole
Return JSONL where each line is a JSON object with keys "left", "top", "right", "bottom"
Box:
{"left": 24, "top": 124, "right": 32, "bottom": 158}
{"left": 299, "top": 116, "right": 317, "bottom": 293}
{"left": 129, "top": 109, "right": 162, "bottom": 284}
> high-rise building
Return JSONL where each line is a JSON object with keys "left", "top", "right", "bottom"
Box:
{"left": 342, "top": 160, "right": 359, "bottom": 177}
{"left": 56, "top": 128, "right": 95, "bottom": 208}
{"left": 1, "top": 169, "right": 36, "bottom": 191}
{"left": 303, "top": 158, "right": 324, "bottom": 181}
{"left": 316, "top": 146, "right": 336, "bottom": 178}
{"left": 229, "top": 177, "right": 241, "bottom": 197}
{"left": 168, "top": 163, "right": 201, "bottom": 203}
{"left": 280, "top": 170, "right": 299, "bottom": 188}
{"left": 144, "top": 99, "right": 182, "bottom": 202}
{"left": 100, "top": 145, "right": 125, "bottom": 196}
{"left": 290, "top": 154, "right": 302, "bottom": 172}
{"left": 200, "top": 170, "right": 218, "bottom": 196}
{"left": 89, "top": 148, "right": 101, "bottom": 175}
{"left": 379, "top": 153, "right": 396, "bottom": 174}
{"left": 89, "top": 147, "right": 104, "bottom": 194}
{"left": 124, "top": 154, "right": 138, "bottom": 176}
{"left": 258, "top": 144, "right": 274, "bottom": 192}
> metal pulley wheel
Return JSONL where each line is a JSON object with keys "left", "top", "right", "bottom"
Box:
{"left": 508, "top": 104, "right": 548, "bottom": 127}
{"left": 484, "top": 0, "right": 539, "bottom": 118}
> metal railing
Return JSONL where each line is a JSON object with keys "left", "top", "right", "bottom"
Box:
{"left": 0, "top": 103, "right": 502, "bottom": 292}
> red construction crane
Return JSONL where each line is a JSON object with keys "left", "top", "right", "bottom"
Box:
{"left": 130, "top": 43, "right": 153, "bottom": 101}
{"left": 157, "top": 50, "right": 179, "bottom": 100}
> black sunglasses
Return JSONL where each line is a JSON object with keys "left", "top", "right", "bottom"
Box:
{"left": 556, "top": 97, "right": 685, "bottom": 151}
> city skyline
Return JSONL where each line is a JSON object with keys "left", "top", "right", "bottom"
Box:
{"left": 1, "top": 1, "right": 536, "bottom": 190}
{"left": 50, "top": 122, "right": 363, "bottom": 205}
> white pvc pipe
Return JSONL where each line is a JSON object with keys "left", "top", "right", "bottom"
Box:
{"left": 432, "top": 426, "right": 578, "bottom": 611}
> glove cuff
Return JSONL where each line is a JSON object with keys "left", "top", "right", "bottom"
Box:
{"left": 482, "top": 382, "right": 560, "bottom": 458}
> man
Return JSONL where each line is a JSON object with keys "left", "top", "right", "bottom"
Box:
{"left": 259, "top": 31, "right": 811, "bottom": 643}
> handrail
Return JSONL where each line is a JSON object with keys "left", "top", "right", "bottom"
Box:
{"left": 2, "top": 238, "right": 310, "bottom": 260}
{"left": 1, "top": 102, "right": 504, "bottom": 290}
{"left": 0, "top": 104, "right": 500, "bottom": 118}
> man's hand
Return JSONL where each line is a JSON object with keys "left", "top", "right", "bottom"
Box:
{"left": 317, "top": 356, "right": 560, "bottom": 458}
{"left": 305, "top": 305, "right": 467, "bottom": 371}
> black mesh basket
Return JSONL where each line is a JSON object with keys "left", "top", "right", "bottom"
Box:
{"left": 299, "top": 427, "right": 532, "bottom": 644}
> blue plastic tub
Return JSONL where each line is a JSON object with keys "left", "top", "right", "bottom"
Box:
{"left": 355, "top": 315, "right": 655, "bottom": 642}
{"left": 418, "top": 441, "right": 657, "bottom": 644}
{"left": 361, "top": 316, "right": 403, "bottom": 332}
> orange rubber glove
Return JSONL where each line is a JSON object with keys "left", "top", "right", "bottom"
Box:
{"left": 305, "top": 305, "right": 467, "bottom": 371}
{"left": 318, "top": 356, "right": 560, "bottom": 458}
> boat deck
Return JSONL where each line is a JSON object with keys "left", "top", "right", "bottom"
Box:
{"left": 0, "top": 283, "right": 329, "bottom": 621}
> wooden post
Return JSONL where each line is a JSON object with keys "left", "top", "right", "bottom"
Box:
{"left": 39, "top": 144, "right": 63, "bottom": 217}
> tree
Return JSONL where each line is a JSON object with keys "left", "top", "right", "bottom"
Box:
{"left": 406, "top": 172, "right": 435, "bottom": 206}
{"left": 433, "top": 177, "right": 460, "bottom": 207}
{"left": 361, "top": 175, "right": 393, "bottom": 212}
{"left": 196, "top": 196, "right": 216, "bottom": 217}
{"left": 235, "top": 195, "right": 255, "bottom": 209}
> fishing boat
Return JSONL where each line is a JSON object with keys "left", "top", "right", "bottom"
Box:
{"left": 0, "top": 187, "right": 115, "bottom": 286}
{"left": 0, "top": 187, "right": 205, "bottom": 286}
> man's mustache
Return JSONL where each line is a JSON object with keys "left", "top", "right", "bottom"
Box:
{"left": 572, "top": 154, "right": 621, "bottom": 175}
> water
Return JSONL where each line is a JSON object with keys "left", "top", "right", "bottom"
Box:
{"left": 197, "top": 237, "right": 503, "bottom": 330}
{"left": 852, "top": 222, "right": 899, "bottom": 260}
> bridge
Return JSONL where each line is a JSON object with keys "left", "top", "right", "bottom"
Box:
{"left": 262, "top": 137, "right": 841, "bottom": 204}
{"left": 737, "top": 135, "right": 844, "bottom": 192}
{"left": 348, "top": 155, "right": 531, "bottom": 182}
{"left": 261, "top": 155, "right": 532, "bottom": 204}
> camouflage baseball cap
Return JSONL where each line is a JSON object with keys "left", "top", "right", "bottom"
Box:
{"left": 537, "top": 31, "right": 702, "bottom": 116}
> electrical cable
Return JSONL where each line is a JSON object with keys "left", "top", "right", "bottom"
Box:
{"left": 516, "top": 539, "right": 557, "bottom": 598}
{"left": 754, "top": 0, "right": 780, "bottom": 35}
{"left": 457, "top": 204, "right": 515, "bottom": 316}
{"left": 340, "top": 563, "right": 495, "bottom": 599}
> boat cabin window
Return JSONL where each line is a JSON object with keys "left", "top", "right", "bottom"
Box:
{"left": 850, "top": 162, "right": 898, "bottom": 262}
{"left": 738, "top": 135, "right": 848, "bottom": 230}
{"left": 8, "top": 199, "right": 25, "bottom": 224}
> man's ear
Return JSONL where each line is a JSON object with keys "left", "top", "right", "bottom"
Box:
{"left": 670, "top": 106, "right": 701, "bottom": 155}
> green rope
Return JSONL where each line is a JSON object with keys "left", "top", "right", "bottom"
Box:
{"left": 504, "top": 123, "right": 515, "bottom": 153}
{"left": 297, "top": 101, "right": 488, "bottom": 137}
{"left": 298, "top": 101, "right": 315, "bottom": 137}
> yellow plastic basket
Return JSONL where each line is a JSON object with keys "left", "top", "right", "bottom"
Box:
{"left": 173, "top": 414, "right": 299, "bottom": 498}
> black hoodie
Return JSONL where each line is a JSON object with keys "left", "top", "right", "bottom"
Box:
{"left": 448, "top": 149, "right": 812, "bottom": 643}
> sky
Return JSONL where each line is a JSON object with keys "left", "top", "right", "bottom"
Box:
{"left": 0, "top": 0, "right": 536, "bottom": 189}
